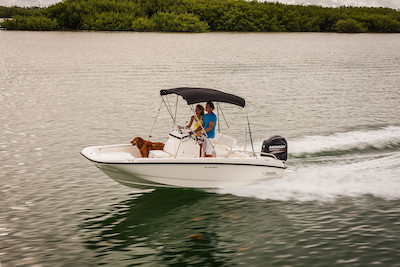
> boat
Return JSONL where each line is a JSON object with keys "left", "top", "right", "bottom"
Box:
{"left": 81, "top": 87, "right": 289, "bottom": 189}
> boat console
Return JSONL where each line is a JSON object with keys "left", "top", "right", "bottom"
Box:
{"left": 148, "top": 130, "right": 238, "bottom": 158}
{"left": 149, "top": 130, "right": 200, "bottom": 158}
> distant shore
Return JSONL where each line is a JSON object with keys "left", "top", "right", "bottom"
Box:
{"left": 1, "top": 0, "right": 399, "bottom": 33}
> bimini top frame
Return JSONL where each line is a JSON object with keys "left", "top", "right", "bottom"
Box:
{"left": 160, "top": 87, "right": 246, "bottom": 108}
{"left": 151, "top": 87, "right": 256, "bottom": 157}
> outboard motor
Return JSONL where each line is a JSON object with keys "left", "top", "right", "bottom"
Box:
{"left": 261, "top": 135, "right": 288, "bottom": 161}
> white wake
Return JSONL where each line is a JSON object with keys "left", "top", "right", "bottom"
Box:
{"left": 217, "top": 126, "right": 400, "bottom": 202}
{"left": 289, "top": 126, "right": 400, "bottom": 156}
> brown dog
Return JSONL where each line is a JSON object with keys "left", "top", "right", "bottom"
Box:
{"left": 131, "top": 137, "right": 164, "bottom": 157}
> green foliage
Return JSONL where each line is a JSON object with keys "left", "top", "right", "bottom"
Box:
{"left": 0, "top": 6, "right": 39, "bottom": 17}
{"left": 25, "top": 16, "right": 59, "bottom": 30}
{"left": 81, "top": 11, "right": 136, "bottom": 30}
{"left": 1, "top": 14, "right": 59, "bottom": 30}
{"left": 131, "top": 17, "right": 156, "bottom": 31}
{"left": 0, "top": 15, "right": 26, "bottom": 29}
{"left": 152, "top": 12, "right": 209, "bottom": 32}
{"left": 1, "top": 0, "right": 399, "bottom": 32}
{"left": 358, "top": 14, "right": 400, "bottom": 32}
{"left": 336, "top": 18, "right": 366, "bottom": 33}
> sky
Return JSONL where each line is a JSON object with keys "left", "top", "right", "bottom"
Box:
{"left": 0, "top": 0, "right": 399, "bottom": 9}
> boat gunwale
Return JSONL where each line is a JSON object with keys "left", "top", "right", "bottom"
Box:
{"left": 80, "top": 152, "right": 286, "bottom": 169}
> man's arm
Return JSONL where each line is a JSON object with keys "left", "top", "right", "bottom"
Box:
{"left": 204, "top": 121, "right": 215, "bottom": 133}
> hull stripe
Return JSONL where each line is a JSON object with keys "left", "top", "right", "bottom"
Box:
{"left": 81, "top": 153, "right": 286, "bottom": 169}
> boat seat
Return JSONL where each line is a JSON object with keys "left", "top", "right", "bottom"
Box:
{"left": 215, "top": 134, "right": 237, "bottom": 147}
{"left": 213, "top": 134, "right": 237, "bottom": 158}
{"left": 214, "top": 144, "right": 231, "bottom": 158}
{"left": 213, "top": 133, "right": 223, "bottom": 144}
{"left": 163, "top": 139, "right": 177, "bottom": 156}
{"left": 148, "top": 150, "right": 171, "bottom": 158}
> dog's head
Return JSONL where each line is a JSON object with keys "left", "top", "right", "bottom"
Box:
{"left": 131, "top": 137, "right": 144, "bottom": 147}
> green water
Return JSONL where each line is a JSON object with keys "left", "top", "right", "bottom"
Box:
{"left": 0, "top": 31, "right": 399, "bottom": 266}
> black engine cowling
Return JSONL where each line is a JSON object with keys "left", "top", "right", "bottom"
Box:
{"left": 261, "top": 135, "right": 288, "bottom": 161}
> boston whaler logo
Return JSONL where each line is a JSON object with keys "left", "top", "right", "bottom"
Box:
{"left": 262, "top": 169, "right": 277, "bottom": 176}
{"left": 268, "top": 144, "right": 286, "bottom": 151}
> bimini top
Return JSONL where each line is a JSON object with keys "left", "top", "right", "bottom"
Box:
{"left": 160, "top": 87, "right": 245, "bottom": 108}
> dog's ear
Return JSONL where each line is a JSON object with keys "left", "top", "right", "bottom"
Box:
{"left": 138, "top": 137, "right": 144, "bottom": 146}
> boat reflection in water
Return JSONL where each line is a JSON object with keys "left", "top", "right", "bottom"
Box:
{"left": 80, "top": 189, "right": 233, "bottom": 266}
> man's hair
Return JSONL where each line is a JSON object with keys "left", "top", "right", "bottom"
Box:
{"left": 207, "top": 101, "right": 215, "bottom": 110}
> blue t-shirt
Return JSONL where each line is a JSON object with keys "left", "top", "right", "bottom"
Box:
{"left": 203, "top": 112, "right": 217, "bottom": 138}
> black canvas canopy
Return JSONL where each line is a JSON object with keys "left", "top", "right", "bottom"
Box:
{"left": 160, "top": 87, "right": 245, "bottom": 108}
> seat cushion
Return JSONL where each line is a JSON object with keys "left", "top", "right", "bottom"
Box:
{"left": 148, "top": 150, "right": 171, "bottom": 158}
{"left": 214, "top": 144, "right": 231, "bottom": 158}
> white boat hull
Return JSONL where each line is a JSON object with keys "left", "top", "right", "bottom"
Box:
{"left": 81, "top": 144, "right": 286, "bottom": 189}
{"left": 81, "top": 88, "right": 290, "bottom": 190}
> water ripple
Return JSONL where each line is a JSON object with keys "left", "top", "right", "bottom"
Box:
{"left": 1, "top": 31, "right": 399, "bottom": 266}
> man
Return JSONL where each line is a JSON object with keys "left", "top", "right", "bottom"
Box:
{"left": 202, "top": 101, "right": 217, "bottom": 157}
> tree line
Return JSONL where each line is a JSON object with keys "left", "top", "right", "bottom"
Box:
{"left": 1, "top": 0, "right": 399, "bottom": 33}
